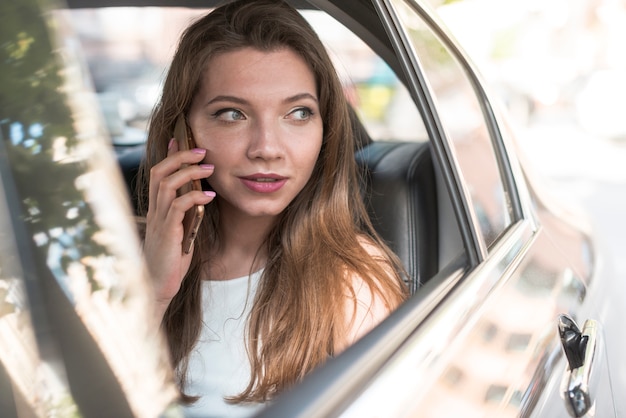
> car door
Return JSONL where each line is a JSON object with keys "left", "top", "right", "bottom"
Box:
{"left": 258, "top": 0, "right": 615, "bottom": 417}
{"left": 350, "top": 1, "right": 615, "bottom": 416}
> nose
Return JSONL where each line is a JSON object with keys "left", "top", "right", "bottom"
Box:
{"left": 246, "top": 118, "right": 285, "bottom": 161}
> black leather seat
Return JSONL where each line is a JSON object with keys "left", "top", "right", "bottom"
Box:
{"left": 356, "top": 141, "right": 438, "bottom": 293}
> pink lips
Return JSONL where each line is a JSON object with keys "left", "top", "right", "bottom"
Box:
{"left": 240, "top": 174, "right": 287, "bottom": 193}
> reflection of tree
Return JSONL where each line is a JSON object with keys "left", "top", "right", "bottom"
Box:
{"left": 0, "top": 284, "right": 16, "bottom": 318}
{"left": 0, "top": 0, "right": 108, "bottom": 293}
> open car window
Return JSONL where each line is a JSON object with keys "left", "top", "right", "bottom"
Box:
{"left": 55, "top": 3, "right": 480, "bottom": 416}
{"left": 305, "top": 11, "right": 428, "bottom": 142}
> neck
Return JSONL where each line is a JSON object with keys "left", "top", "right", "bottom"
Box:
{"left": 212, "top": 206, "right": 277, "bottom": 281}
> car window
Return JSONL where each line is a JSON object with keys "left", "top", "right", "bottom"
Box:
{"left": 0, "top": 173, "right": 82, "bottom": 417}
{"left": 1, "top": 2, "right": 179, "bottom": 415}
{"left": 391, "top": 0, "right": 515, "bottom": 249}
{"left": 65, "top": 6, "right": 464, "bottom": 276}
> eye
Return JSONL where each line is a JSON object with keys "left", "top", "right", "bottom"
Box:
{"left": 288, "top": 107, "right": 313, "bottom": 121}
{"left": 213, "top": 108, "right": 246, "bottom": 122}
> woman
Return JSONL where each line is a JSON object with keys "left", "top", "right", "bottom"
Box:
{"left": 138, "top": 0, "right": 408, "bottom": 416}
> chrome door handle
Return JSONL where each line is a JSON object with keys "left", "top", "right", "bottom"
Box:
{"left": 557, "top": 314, "right": 601, "bottom": 417}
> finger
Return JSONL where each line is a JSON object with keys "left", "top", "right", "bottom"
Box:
{"left": 162, "top": 190, "right": 215, "bottom": 249}
{"left": 158, "top": 163, "right": 214, "bottom": 202}
{"left": 149, "top": 138, "right": 177, "bottom": 209}
{"left": 145, "top": 189, "right": 215, "bottom": 261}
{"left": 168, "top": 189, "right": 216, "bottom": 225}
{"left": 150, "top": 164, "right": 214, "bottom": 226}
{"left": 156, "top": 148, "right": 207, "bottom": 178}
{"left": 149, "top": 147, "right": 208, "bottom": 214}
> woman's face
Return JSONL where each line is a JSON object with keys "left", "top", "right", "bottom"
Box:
{"left": 188, "top": 47, "right": 323, "bottom": 222}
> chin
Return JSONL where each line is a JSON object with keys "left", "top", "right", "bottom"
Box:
{"left": 238, "top": 202, "right": 290, "bottom": 219}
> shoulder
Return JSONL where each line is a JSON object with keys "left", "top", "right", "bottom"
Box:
{"left": 336, "top": 273, "right": 390, "bottom": 353}
{"left": 335, "top": 235, "right": 399, "bottom": 353}
{"left": 357, "top": 234, "right": 386, "bottom": 258}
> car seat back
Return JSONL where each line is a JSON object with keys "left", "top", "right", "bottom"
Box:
{"left": 356, "top": 141, "right": 438, "bottom": 293}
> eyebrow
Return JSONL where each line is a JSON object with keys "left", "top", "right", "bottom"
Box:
{"left": 206, "top": 92, "right": 318, "bottom": 106}
{"left": 284, "top": 93, "right": 318, "bottom": 104}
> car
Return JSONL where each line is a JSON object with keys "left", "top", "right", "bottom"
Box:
{"left": 0, "top": 0, "right": 622, "bottom": 417}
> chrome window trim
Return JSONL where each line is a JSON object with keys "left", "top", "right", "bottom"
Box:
{"left": 490, "top": 103, "right": 541, "bottom": 231}
{"left": 370, "top": 0, "right": 483, "bottom": 266}
{"left": 397, "top": 0, "right": 525, "bottom": 223}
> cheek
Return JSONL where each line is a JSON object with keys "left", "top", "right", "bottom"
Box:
{"left": 197, "top": 132, "right": 244, "bottom": 164}
{"left": 297, "top": 135, "right": 323, "bottom": 175}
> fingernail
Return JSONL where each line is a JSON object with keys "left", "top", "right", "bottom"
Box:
{"left": 203, "top": 191, "right": 216, "bottom": 197}
{"left": 199, "top": 164, "right": 214, "bottom": 170}
{"left": 192, "top": 148, "right": 206, "bottom": 154}
{"left": 168, "top": 138, "right": 175, "bottom": 149}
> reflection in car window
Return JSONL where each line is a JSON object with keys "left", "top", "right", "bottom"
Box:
{"left": 1, "top": 2, "right": 178, "bottom": 415}
{"left": 393, "top": 0, "right": 514, "bottom": 248}
{"left": 0, "top": 175, "right": 80, "bottom": 416}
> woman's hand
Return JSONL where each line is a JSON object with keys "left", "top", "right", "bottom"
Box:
{"left": 144, "top": 138, "right": 215, "bottom": 319}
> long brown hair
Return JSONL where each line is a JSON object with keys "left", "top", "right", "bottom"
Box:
{"left": 137, "top": 0, "right": 408, "bottom": 404}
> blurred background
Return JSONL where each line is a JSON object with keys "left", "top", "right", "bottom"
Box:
{"left": 433, "top": 0, "right": 626, "bottom": 181}
{"left": 429, "top": 0, "right": 626, "bottom": 277}
{"left": 433, "top": 0, "right": 626, "bottom": 302}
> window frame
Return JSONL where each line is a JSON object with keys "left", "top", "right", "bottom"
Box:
{"left": 380, "top": 0, "right": 526, "bottom": 262}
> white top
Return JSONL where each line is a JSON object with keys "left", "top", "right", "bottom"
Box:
{"left": 180, "top": 246, "right": 391, "bottom": 417}
{"left": 182, "top": 270, "right": 265, "bottom": 418}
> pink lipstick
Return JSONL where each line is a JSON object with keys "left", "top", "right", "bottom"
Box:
{"left": 240, "top": 174, "right": 287, "bottom": 193}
